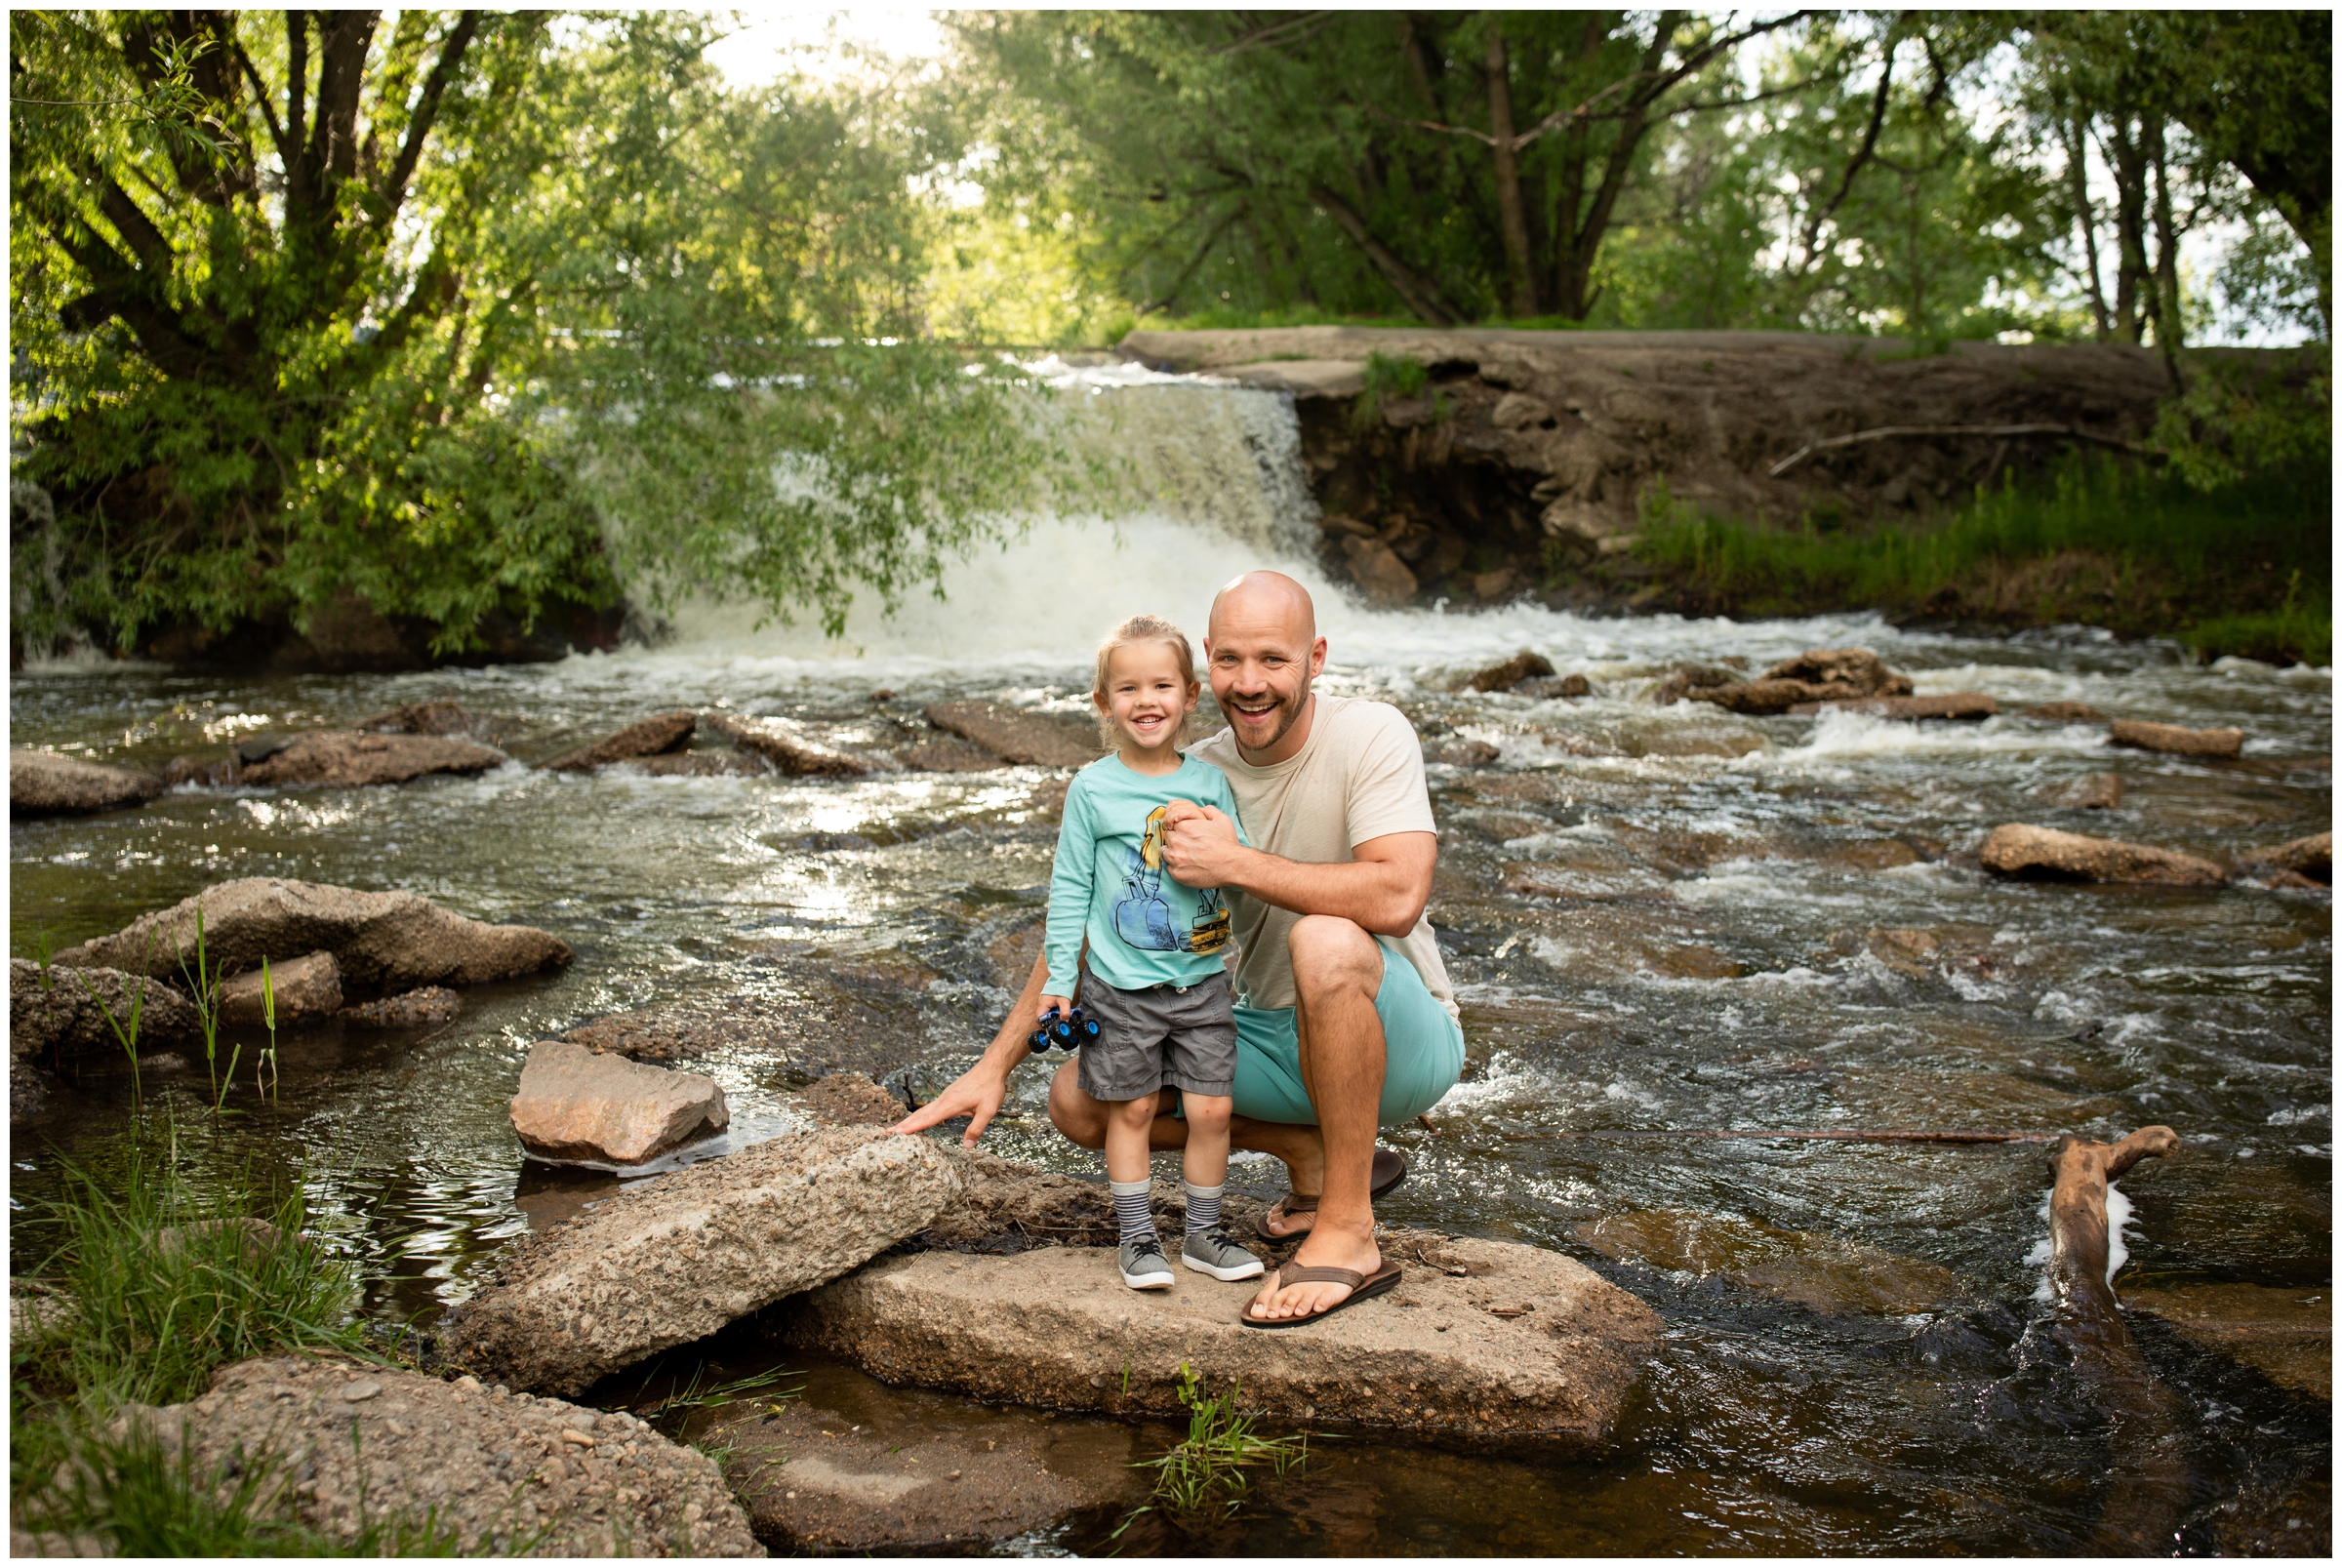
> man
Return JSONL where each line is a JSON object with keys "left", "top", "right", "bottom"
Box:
{"left": 894, "top": 571, "right": 1464, "bottom": 1325}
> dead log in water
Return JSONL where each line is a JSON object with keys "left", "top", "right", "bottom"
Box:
{"left": 1514, "top": 1127, "right": 2060, "bottom": 1146}
{"left": 2041, "top": 1126, "right": 2187, "bottom": 1555}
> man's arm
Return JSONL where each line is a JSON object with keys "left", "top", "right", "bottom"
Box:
{"left": 890, "top": 948, "right": 1048, "bottom": 1146}
{"left": 1161, "top": 804, "right": 1433, "bottom": 937}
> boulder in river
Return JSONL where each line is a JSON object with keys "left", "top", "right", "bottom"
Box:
{"left": 1695, "top": 647, "right": 1914, "bottom": 715}
{"left": 2109, "top": 718, "right": 2244, "bottom": 759}
{"left": 1979, "top": 824, "right": 2227, "bottom": 887}
{"left": 10, "top": 749, "right": 163, "bottom": 817}
{"left": 923, "top": 701, "right": 1100, "bottom": 768}
{"left": 233, "top": 731, "right": 505, "bottom": 788}
{"left": 2243, "top": 830, "right": 2331, "bottom": 883}
{"left": 704, "top": 1370, "right": 1142, "bottom": 1553}
{"left": 775, "top": 1228, "right": 1660, "bottom": 1453}
{"left": 1517, "top": 672, "right": 1592, "bottom": 700}
{"left": 111, "top": 1355, "right": 759, "bottom": 1556}
{"left": 2119, "top": 1281, "right": 2331, "bottom": 1400}
{"left": 9, "top": 959, "right": 196, "bottom": 1060}
{"left": 544, "top": 710, "right": 696, "bottom": 771}
{"left": 218, "top": 949, "right": 343, "bottom": 1025}
{"left": 900, "top": 737, "right": 1006, "bottom": 772}
{"left": 2033, "top": 772, "right": 2123, "bottom": 810}
{"left": 439, "top": 1127, "right": 960, "bottom": 1395}
{"left": 1341, "top": 536, "right": 1419, "bottom": 608}
{"left": 703, "top": 711, "right": 869, "bottom": 776}
{"left": 51, "top": 877, "right": 572, "bottom": 994}
{"left": 1464, "top": 650, "right": 1555, "bottom": 693}
{"left": 509, "top": 1039, "right": 729, "bottom": 1166}
{"left": 1787, "top": 693, "right": 1998, "bottom": 720}
{"left": 1426, "top": 738, "right": 1502, "bottom": 766}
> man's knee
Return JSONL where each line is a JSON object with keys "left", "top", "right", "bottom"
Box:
{"left": 1287, "top": 913, "right": 1381, "bottom": 997}
{"left": 1046, "top": 1062, "right": 1108, "bottom": 1149}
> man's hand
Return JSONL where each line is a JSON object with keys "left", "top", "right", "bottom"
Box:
{"left": 889, "top": 1064, "right": 1010, "bottom": 1148}
{"left": 1162, "top": 801, "right": 1248, "bottom": 888}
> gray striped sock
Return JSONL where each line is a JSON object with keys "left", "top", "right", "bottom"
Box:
{"left": 1110, "top": 1179, "right": 1156, "bottom": 1245}
{"left": 1185, "top": 1181, "right": 1224, "bottom": 1235}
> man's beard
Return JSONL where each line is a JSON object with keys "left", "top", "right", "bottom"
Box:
{"left": 1232, "top": 685, "right": 1308, "bottom": 753}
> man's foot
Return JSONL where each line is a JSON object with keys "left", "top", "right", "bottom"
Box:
{"left": 1119, "top": 1235, "right": 1175, "bottom": 1290}
{"left": 1261, "top": 1148, "right": 1407, "bottom": 1240}
{"left": 1182, "top": 1225, "right": 1266, "bottom": 1281}
{"left": 1244, "top": 1226, "right": 1384, "bottom": 1322}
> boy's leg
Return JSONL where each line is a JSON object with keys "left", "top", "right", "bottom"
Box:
{"left": 1104, "top": 1094, "right": 1173, "bottom": 1289}
{"left": 1176, "top": 1090, "right": 1262, "bottom": 1280}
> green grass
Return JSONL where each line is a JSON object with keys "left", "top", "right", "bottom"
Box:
{"left": 1624, "top": 458, "right": 2331, "bottom": 664}
{"left": 7, "top": 1128, "right": 470, "bottom": 1554}
{"left": 1111, "top": 1364, "right": 1312, "bottom": 1538}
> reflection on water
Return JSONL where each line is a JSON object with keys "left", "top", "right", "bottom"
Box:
{"left": 10, "top": 496, "right": 2330, "bottom": 1551}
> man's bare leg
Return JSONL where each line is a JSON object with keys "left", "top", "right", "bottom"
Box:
{"left": 1245, "top": 915, "right": 1386, "bottom": 1321}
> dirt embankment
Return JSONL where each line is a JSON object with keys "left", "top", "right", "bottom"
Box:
{"left": 1121, "top": 327, "right": 2182, "bottom": 614}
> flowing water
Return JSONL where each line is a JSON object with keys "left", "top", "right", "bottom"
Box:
{"left": 10, "top": 377, "right": 2331, "bottom": 1553}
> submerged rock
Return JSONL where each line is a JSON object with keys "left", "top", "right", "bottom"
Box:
{"left": 10, "top": 749, "right": 163, "bottom": 816}
{"left": 899, "top": 736, "right": 1006, "bottom": 772}
{"left": 9, "top": 959, "right": 196, "bottom": 1059}
{"left": 1517, "top": 672, "right": 1592, "bottom": 700}
{"left": 51, "top": 877, "right": 572, "bottom": 993}
{"left": 2245, "top": 830, "right": 2332, "bottom": 883}
{"left": 629, "top": 752, "right": 769, "bottom": 778}
{"left": 544, "top": 710, "right": 696, "bottom": 771}
{"left": 342, "top": 985, "right": 463, "bottom": 1027}
{"left": 237, "top": 731, "right": 505, "bottom": 787}
{"left": 1464, "top": 650, "right": 1555, "bottom": 693}
{"left": 218, "top": 949, "right": 342, "bottom": 1025}
{"left": 923, "top": 701, "right": 1100, "bottom": 768}
{"left": 509, "top": 1039, "right": 729, "bottom": 1166}
{"left": 2121, "top": 1282, "right": 2331, "bottom": 1400}
{"left": 1787, "top": 693, "right": 1997, "bottom": 720}
{"left": 1426, "top": 738, "right": 1502, "bottom": 766}
{"left": 1979, "top": 824, "right": 2227, "bottom": 887}
{"left": 2025, "top": 701, "right": 2109, "bottom": 724}
{"left": 2109, "top": 719, "right": 2245, "bottom": 759}
{"left": 704, "top": 712, "right": 869, "bottom": 776}
{"left": 440, "top": 1127, "right": 961, "bottom": 1395}
{"left": 113, "top": 1355, "right": 759, "bottom": 1556}
{"left": 776, "top": 1230, "right": 1661, "bottom": 1453}
{"left": 1572, "top": 1209, "right": 1968, "bottom": 1316}
{"left": 705, "top": 1372, "right": 1141, "bottom": 1553}
{"left": 2034, "top": 772, "right": 2123, "bottom": 810}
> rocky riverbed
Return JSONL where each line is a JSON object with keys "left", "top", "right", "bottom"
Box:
{"left": 10, "top": 468, "right": 2330, "bottom": 1556}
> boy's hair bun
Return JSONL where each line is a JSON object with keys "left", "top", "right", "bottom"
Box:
{"left": 1092, "top": 614, "right": 1199, "bottom": 749}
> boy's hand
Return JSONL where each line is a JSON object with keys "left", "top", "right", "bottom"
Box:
{"left": 1038, "top": 994, "right": 1071, "bottom": 1023}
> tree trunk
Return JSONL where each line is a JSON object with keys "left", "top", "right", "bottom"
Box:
{"left": 1309, "top": 182, "right": 1466, "bottom": 324}
{"left": 1483, "top": 25, "right": 1539, "bottom": 317}
{"left": 2062, "top": 111, "right": 2113, "bottom": 340}
{"left": 2102, "top": 115, "right": 2153, "bottom": 342}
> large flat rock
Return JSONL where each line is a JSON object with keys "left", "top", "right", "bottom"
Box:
{"left": 238, "top": 730, "right": 505, "bottom": 786}
{"left": 776, "top": 1231, "right": 1661, "bottom": 1453}
{"left": 51, "top": 876, "right": 572, "bottom": 993}
{"left": 2110, "top": 719, "right": 2244, "bottom": 759}
{"left": 440, "top": 1128, "right": 961, "bottom": 1395}
{"left": 545, "top": 711, "right": 696, "bottom": 771}
{"left": 115, "top": 1354, "right": 759, "bottom": 1556}
{"left": 1980, "top": 824, "right": 2227, "bottom": 887}
{"left": 11, "top": 748, "right": 163, "bottom": 816}
{"left": 510, "top": 1039, "right": 728, "bottom": 1166}
{"left": 2247, "top": 830, "right": 2332, "bottom": 882}
{"left": 704, "top": 712, "right": 870, "bottom": 776}
{"left": 923, "top": 701, "right": 1101, "bottom": 767}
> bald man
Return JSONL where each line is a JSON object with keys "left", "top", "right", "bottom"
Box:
{"left": 897, "top": 572, "right": 1465, "bottom": 1326}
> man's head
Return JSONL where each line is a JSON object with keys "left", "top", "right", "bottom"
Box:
{"left": 1204, "top": 571, "right": 1326, "bottom": 763}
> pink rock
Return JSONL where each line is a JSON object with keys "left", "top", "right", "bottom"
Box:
{"left": 509, "top": 1040, "right": 728, "bottom": 1166}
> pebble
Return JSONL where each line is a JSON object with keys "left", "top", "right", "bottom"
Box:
{"left": 341, "top": 1380, "right": 383, "bottom": 1402}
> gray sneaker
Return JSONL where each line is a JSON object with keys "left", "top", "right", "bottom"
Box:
{"left": 1119, "top": 1234, "right": 1176, "bottom": 1290}
{"left": 1182, "top": 1225, "right": 1266, "bottom": 1281}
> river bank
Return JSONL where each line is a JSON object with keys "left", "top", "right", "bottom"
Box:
{"left": 1127, "top": 327, "right": 2329, "bottom": 663}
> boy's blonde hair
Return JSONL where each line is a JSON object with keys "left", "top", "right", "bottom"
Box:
{"left": 1091, "top": 614, "right": 1199, "bottom": 748}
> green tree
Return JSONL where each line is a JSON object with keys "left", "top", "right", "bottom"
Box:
{"left": 11, "top": 11, "right": 1059, "bottom": 661}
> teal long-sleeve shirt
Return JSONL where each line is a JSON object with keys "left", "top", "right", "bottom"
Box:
{"left": 1043, "top": 752, "right": 1248, "bottom": 996}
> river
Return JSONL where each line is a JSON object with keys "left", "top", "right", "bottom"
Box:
{"left": 10, "top": 376, "right": 2331, "bottom": 1553}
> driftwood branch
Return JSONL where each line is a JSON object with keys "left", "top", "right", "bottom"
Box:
{"left": 1515, "top": 1127, "right": 2059, "bottom": 1146}
{"left": 1768, "top": 422, "right": 2150, "bottom": 478}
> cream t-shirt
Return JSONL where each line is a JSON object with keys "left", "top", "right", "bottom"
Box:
{"left": 1188, "top": 695, "right": 1457, "bottom": 1022}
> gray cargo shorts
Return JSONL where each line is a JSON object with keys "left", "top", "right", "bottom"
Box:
{"left": 1074, "top": 968, "right": 1237, "bottom": 1102}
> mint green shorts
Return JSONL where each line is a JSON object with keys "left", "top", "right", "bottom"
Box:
{"left": 1227, "top": 938, "right": 1467, "bottom": 1127}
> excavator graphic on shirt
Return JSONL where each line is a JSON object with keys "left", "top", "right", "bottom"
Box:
{"left": 1111, "top": 805, "right": 1231, "bottom": 956}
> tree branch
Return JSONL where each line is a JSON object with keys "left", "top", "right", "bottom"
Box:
{"left": 1134, "top": 205, "right": 1245, "bottom": 316}
{"left": 380, "top": 11, "right": 480, "bottom": 221}
{"left": 1307, "top": 181, "right": 1465, "bottom": 325}
{"left": 95, "top": 176, "right": 175, "bottom": 274}
{"left": 1209, "top": 12, "right": 1337, "bottom": 57}
{"left": 231, "top": 38, "right": 291, "bottom": 169}
{"left": 1794, "top": 40, "right": 1896, "bottom": 274}
{"left": 1769, "top": 422, "right": 2148, "bottom": 478}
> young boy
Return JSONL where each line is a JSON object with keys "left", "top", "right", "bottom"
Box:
{"left": 1041, "top": 614, "right": 1265, "bottom": 1290}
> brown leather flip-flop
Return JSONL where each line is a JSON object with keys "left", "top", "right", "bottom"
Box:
{"left": 1260, "top": 1148, "right": 1407, "bottom": 1238}
{"left": 1239, "top": 1259, "right": 1404, "bottom": 1329}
